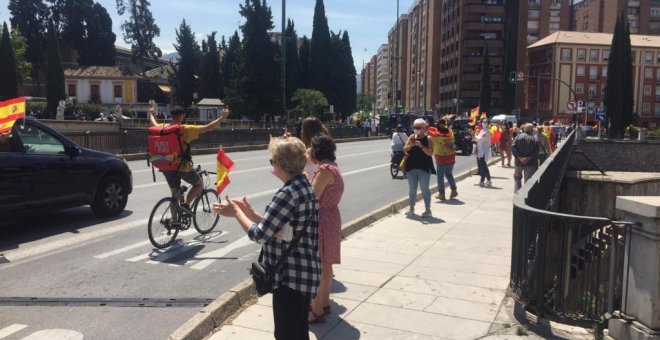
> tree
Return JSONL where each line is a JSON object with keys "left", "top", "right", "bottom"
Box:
{"left": 284, "top": 19, "right": 302, "bottom": 109}
{"left": 299, "top": 36, "right": 311, "bottom": 88}
{"left": 338, "top": 31, "right": 356, "bottom": 117}
{"left": 221, "top": 31, "right": 243, "bottom": 111}
{"left": 356, "top": 91, "right": 375, "bottom": 112}
{"left": 46, "top": 21, "right": 65, "bottom": 116}
{"left": 116, "top": 0, "right": 161, "bottom": 70}
{"left": 169, "top": 19, "right": 200, "bottom": 108}
{"left": 309, "top": 0, "right": 332, "bottom": 96}
{"left": 80, "top": 3, "right": 116, "bottom": 65}
{"left": 49, "top": 0, "right": 93, "bottom": 53}
{"left": 9, "top": 0, "right": 49, "bottom": 94}
{"left": 0, "top": 23, "right": 19, "bottom": 100}
{"left": 292, "top": 88, "right": 328, "bottom": 117}
{"left": 604, "top": 13, "right": 633, "bottom": 138}
{"left": 479, "top": 46, "right": 492, "bottom": 116}
{"left": 10, "top": 27, "right": 31, "bottom": 86}
{"left": 199, "top": 32, "right": 222, "bottom": 100}
{"left": 237, "top": 0, "right": 281, "bottom": 119}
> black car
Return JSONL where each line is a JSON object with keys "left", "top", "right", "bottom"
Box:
{"left": 0, "top": 118, "right": 133, "bottom": 217}
{"left": 451, "top": 118, "right": 474, "bottom": 155}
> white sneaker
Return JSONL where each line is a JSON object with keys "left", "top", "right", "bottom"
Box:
{"left": 485, "top": 180, "right": 492, "bottom": 187}
{"left": 479, "top": 182, "right": 485, "bottom": 187}
{"left": 421, "top": 210, "right": 432, "bottom": 218}
{"left": 405, "top": 209, "right": 415, "bottom": 216}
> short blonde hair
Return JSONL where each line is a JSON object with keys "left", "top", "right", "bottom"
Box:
{"left": 269, "top": 137, "right": 307, "bottom": 175}
{"left": 412, "top": 118, "right": 428, "bottom": 127}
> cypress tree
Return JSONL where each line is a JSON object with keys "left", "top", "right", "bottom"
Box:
{"left": 238, "top": 0, "right": 281, "bottom": 119}
{"left": 479, "top": 46, "right": 492, "bottom": 116}
{"left": 0, "top": 22, "right": 19, "bottom": 100}
{"left": 284, "top": 19, "right": 302, "bottom": 109}
{"left": 604, "top": 13, "right": 632, "bottom": 138}
{"left": 80, "top": 3, "right": 116, "bottom": 66}
{"left": 622, "top": 18, "right": 634, "bottom": 128}
{"left": 309, "top": 0, "right": 332, "bottom": 96}
{"left": 199, "top": 32, "right": 222, "bottom": 100}
{"left": 340, "top": 31, "right": 356, "bottom": 117}
{"left": 50, "top": 0, "right": 93, "bottom": 54}
{"left": 116, "top": 0, "right": 161, "bottom": 70}
{"left": 170, "top": 19, "right": 200, "bottom": 108}
{"left": 46, "top": 21, "right": 65, "bottom": 116}
{"left": 222, "top": 31, "right": 242, "bottom": 111}
{"left": 299, "top": 36, "right": 311, "bottom": 88}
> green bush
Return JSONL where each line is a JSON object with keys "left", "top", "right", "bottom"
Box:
{"left": 647, "top": 128, "right": 660, "bottom": 137}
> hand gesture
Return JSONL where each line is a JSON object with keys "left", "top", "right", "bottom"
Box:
{"left": 0, "top": 131, "right": 12, "bottom": 142}
{"left": 222, "top": 106, "right": 231, "bottom": 119}
{"left": 212, "top": 195, "right": 239, "bottom": 217}
{"left": 231, "top": 197, "right": 254, "bottom": 216}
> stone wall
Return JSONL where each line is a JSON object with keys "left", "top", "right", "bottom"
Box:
{"left": 567, "top": 139, "right": 660, "bottom": 172}
{"left": 40, "top": 119, "right": 121, "bottom": 132}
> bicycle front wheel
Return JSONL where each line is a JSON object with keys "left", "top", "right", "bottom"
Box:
{"left": 193, "top": 189, "right": 220, "bottom": 234}
{"left": 148, "top": 197, "right": 180, "bottom": 248}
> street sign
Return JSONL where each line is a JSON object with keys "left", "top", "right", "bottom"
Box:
{"left": 577, "top": 100, "right": 585, "bottom": 108}
{"left": 596, "top": 106, "right": 607, "bottom": 122}
{"left": 587, "top": 107, "right": 594, "bottom": 115}
{"left": 517, "top": 72, "right": 524, "bottom": 81}
{"left": 567, "top": 101, "right": 577, "bottom": 110}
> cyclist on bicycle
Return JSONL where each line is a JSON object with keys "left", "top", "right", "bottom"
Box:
{"left": 148, "top": 105, "right": 230, "bottom": 210}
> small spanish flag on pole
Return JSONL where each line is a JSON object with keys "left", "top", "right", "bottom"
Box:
{"left": 216, "top": 148, "right": 235, "bottom": 195}
{"left": 0, "top": 97, "right": 26, "bottom": 134}
{"left": 468, "top": 105, "right": 480, "bottom": 127}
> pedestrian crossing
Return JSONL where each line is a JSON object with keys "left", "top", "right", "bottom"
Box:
{"left": 92, "top": 229, "right": 259, "bottom": 270}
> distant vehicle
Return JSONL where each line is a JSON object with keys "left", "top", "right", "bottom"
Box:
{"left": 0, "top": 118, "right": 133, "bottom": 217}
{"left": 451, "top": 117, "right": 474, "bottom": 155}
{"left": 381, "top": 113, "right": 436, "bottom": 135}
{"left": 490, "top": 114, "right": 518, "bottom": 126}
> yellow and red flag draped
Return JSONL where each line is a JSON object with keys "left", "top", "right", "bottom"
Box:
{"left": 0, "top": 97, "right": 26, "bottom": 134}
{"left": 216, "top": 148, "right": 235, "bottom": 195}
{"left": 468, "top": 105, "right": 480, "bottom": 127}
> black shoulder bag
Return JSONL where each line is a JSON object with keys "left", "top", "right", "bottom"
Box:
{"left": 250, "top": 204, "right": 315, "bottom": 296}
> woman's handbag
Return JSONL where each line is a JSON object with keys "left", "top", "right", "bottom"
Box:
{"left": 250, "top": 200, "right": 316, "bottom": 296}
{"left": 398, "top": 153, "right": 409, "bottom": 173}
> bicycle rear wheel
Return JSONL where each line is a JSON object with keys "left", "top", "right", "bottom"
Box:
{"left": 148, "top": 197, "right": 180, "bottom": 248}
{"left": 193, "top": 189, "right": 220, "bottom": 234}
{"left": 390, "top": 163, "right": 399, "bottom": 178}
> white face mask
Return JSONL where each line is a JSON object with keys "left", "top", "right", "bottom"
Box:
{"left": 482, "top": 122, "right": 488, "bottom": 129}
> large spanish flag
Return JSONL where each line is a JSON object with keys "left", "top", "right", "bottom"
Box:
{"left": 0, "top": 97, "right": 26, "bottom": 134}
{"left": 468, "top": 105, "right": 480, "bottom": 127}
{"left": 216, "top": 148, "right": 235, "bottom": 195}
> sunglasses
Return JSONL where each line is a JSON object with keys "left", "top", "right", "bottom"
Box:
{"left": 413, "top": 126, "right": 424, "bottom": 129}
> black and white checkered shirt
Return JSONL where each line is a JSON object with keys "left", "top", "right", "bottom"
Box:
{"left": 247, "top": 175, "right": 321, "bottom": 297}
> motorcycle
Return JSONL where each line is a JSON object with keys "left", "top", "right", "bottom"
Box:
{"left": 390, "top": 151, "right": 406, "bottom": 178}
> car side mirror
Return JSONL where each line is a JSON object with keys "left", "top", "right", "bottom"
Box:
{"left": 65, "top": 145, "right": 81, "bottom": 157}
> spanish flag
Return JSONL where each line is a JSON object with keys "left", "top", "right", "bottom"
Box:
{"left": 0, "top": 97, "right": 26, "bottom": 134}
{"left": 216, "top": 148, "right": 235, "bottom": 194}
{"left": 468, "top": 105, "right": 480, "bottom": 127}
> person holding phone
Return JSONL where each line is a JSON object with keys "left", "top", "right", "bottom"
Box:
{"left": 402, "top": 118, "right": 435, "bottom": 217}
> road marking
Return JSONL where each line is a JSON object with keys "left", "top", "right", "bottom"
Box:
{"left": 0, "top": 324, "right": 27, "bottom": 339}
{"left": 94, "top": 240, "right": 152, "bottom": 259}
{"left": 145, "top": 231, "right": 228, "bottom": 265}
{"left": 2, "top": 218, "right": 148, "bottom": 263}
{"left": 21, "top": 329, "right": 83, "bottom": 340}
{"left": 191, "top": 237, "right": 254, "bottom": 270}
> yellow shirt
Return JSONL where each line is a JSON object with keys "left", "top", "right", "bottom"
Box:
{"left": 160, "top": 124, "right": 202, "bottom": 172}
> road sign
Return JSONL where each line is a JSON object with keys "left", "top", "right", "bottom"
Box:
{"left": 567, "top": 101, "right": 577, "bottom": 110}
{"left": 517, "top": 72, "right": 524, "bottom": 81}
{"left": 596, "top": 106, "right": 607, "bottom": 122}
{"left": 577, "top": 100, "right": 585, "bottom": 108}
{"left": 587, "top": 107, "right": 594, "bottom": 115}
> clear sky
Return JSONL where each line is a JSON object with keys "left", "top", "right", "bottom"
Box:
{"left": 0, "top": 0, "right": 414, "bottom": 71}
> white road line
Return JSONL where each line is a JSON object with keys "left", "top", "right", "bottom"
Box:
{"left": 94, "top": 240, "right": 152, "bottom": 259}
{"left": 145, "top": 231, "right": 228, "bottom": 265}
{"left": 191, "top": 237, "right": 254, "bottom": 270}
{"left": 0, "top": 324, "right": 28, "bottom": 339}
{"left": 2, "top": 218, "right": 148, "bottom": 263}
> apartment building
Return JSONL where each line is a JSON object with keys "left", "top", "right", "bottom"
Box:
{"left": 526, "top": 31, "right": 660, "bottom": 126}
{"left": 573, "top": 0, "right": 660, "bottom": 35}
{"left": 387, "top": 14, "right": 409, "bottom": 113}
{"left": 376, "top": 44, "right": 390, "bottom": 113}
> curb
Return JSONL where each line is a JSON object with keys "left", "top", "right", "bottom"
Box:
{"left": 169, "top": 156, "right": 502, "bottom": 340}
{"left": 121, "top": 136, "right": 389, "bottom": 161}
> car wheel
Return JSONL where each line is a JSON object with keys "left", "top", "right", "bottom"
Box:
{"left": 91, "top": 175, "right": 128, "bottom": 217}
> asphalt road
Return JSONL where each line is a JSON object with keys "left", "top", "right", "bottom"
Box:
{"left": 0, "top": 139, "right": 478, "bottom": 340}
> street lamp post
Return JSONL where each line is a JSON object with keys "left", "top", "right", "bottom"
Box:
{"left": 453, "top": 97, "right": 458, "bottom": 116}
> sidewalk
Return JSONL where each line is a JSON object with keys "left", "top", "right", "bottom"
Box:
{"left": 203, "top": 164, "right": 595, "bottom": 340}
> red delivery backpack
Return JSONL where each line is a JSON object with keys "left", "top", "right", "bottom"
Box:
{"left": 148, "top": 124, "right": 188, "bottom": 171}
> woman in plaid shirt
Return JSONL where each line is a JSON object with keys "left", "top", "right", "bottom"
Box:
{"left": 214, "top": 137, "right": 321, "bottom": 340}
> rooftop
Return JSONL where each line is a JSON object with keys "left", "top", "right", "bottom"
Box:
{"left": 63, "top": 66, "right": 138, "bottom": 79}
{"left": 527, "top": 31, "right": 660, "bottom": 49}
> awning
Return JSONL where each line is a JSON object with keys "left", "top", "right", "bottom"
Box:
{"left": 157, "top": 85, "right": 171, "bottom": 93}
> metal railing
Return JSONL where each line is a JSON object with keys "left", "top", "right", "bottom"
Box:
{"left": 510, "top": 130, "right": 629, "bottom": 325}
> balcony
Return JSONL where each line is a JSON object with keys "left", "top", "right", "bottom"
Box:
{"left": 656, "top": 78, "right": 660, "bottom": 84}
{"left": 463, "top": 21, "right": 504, "bottom": 32}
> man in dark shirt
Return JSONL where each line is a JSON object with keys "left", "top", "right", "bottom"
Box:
{"left": 511, "top": 124, "right": 539, "bottom": 193}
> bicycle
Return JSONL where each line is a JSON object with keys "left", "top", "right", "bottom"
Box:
{"left": 148, "top": 165, "right": 220, "bottom": 248}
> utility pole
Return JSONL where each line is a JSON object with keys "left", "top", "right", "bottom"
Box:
{"left": 281, "top": 0, "right": 286, "bottom": 116}
{"left": 395, "top": 0, "right": 399, "bottom": 113}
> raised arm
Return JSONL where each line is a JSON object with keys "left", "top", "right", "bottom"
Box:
{"left": 199, "top": 107, "right": 231, "bottom": 134}
{"left": 147, "top": 107, "right": 158, "bottom": 126}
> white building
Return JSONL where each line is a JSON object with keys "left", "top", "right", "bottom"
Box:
{"left": 64, "top": 66, "right": 138, "bottom": 105}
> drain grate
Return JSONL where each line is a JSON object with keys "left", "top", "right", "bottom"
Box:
{"left": 0, "top": 297, "right": 213, "bottom": 308}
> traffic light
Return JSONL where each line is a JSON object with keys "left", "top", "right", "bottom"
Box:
{"left": 509, "top": 72, "right": 517, "bottom": 84}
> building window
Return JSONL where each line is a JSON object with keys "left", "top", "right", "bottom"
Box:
{"left": 656, "top": 87, "right": 660, "bottom": 99}
{"left": 652, "top": 7, "right": 660, "bottom": 17}
{"left": 645, "top": 67, "right": 653, "bottom": 78}
{"left": 576, "top": 83, "right": 584, "bottom": 94}
{"left": 550, "top": 10, "right": 560, "bottom": 17}
{"left": 602, "top": 67, "right": 608, "bottom": 77}
{"left": 577, "top": 65, "right": 585, "bottom": 76}
{"left": 549, "top": 22, "right": 560, "bottom": 30}
{"left": 590, "top": 49, "right": 599, "bottom": 62}
{"left": 561, "top": 48, "right": 572, "bottom": 61}
{"left": 577, "top": 49, "right": 586, "bottom": 61}
{"left": 114, "top": 85, "right": 122, "bottom": 98}
{"left": 603, "top": 50, "right": 610, "bottom": 61}
{"left": 588, "top": 84, "right": 597, "bottom": 98}
{"left": 589, "top": 67, "right": 598, "bottom": 80}
{"left": 90, "top": 84, "right": 100, "bottom": 102}
{"left": 643, "top": 102, "right": 650, "bottom": 113}
{"left": 646, "top": 51, "right": 654, "bottom": 64}
{"left": 644, "top": 85, "right": 652, "bottom": 96}
{"left": 529, "top": 10, "right": 540, "bottom": 18}
{"left": 655, "top": 103, "right": 660, "bottom": 118}
{"left": 67, "top": 84, "right": 76, "bottom": 97}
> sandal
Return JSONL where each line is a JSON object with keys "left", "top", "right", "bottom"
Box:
{"left": 308, "top": 309, "right": 326, "bottom": 324}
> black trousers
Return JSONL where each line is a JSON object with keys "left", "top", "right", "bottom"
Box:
{"left": 272, "top": 286, "right": 311, "bottom": 340}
